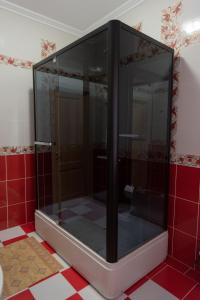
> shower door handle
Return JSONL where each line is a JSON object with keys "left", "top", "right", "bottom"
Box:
{"left": 34, "top": 141, "right": 52, "bottom": 146}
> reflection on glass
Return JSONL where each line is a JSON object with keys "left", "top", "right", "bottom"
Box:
{"left": 118, "top": 29, "right": 172, "bottom": 258}
{"left": 36, "top": 31, "right": 108, "bottom": 258}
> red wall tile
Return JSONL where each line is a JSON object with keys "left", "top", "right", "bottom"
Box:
{"left": 0, "top": 181, "right": 7, "bottom": 207}
{"left": 168, "top": 164, "right": 200, "bottom": 269}
{"left": 8, "top": 202, "right": 26, "bottom": 227}
{"left": 7, "top": 154, "right": 25, "bottom": 180}
{"left": 25, "top": 153, "right": 35, "bottom": 178}
{"left": 173, "top": 229, "right": 196, "bottom": 267}
{"left": 169, "top": 164, "right": 176, "bottom": 196}
{"left": 174, "top": 197, "right": 198, "bottom": 236}
{"left": 168, "top": 226, "right": 173, "bottom": 256}
{"left": 0, "top": 153, "right": 36, "bottom": 230}
{"left": 168, "top": 196, "right": 175, "bottom": 227}
{"left": 0, "top": 156, "right": 6, "bottom": 181}
{"left": 7, "top": 179, "right": 25, "bottom": 205}
{"left": 176, "top": 165, "right": 200, "bottom": 202}
{"left": 0, "top": 207, "right": 7, "bottom": 230}
{"left": 26, "top": 177, "right": 36, "bottom": 202}
{"left": 26, "top": 200, "right": 36, "bottom": 223}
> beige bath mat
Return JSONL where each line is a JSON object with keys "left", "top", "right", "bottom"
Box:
{"left": 0, "top": 237, "right": 62, "bottom": 298}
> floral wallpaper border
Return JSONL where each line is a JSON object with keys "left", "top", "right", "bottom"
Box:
{"left": 0, "top": 146, "right": 199, "bottom": 168}
{"left": 41, "top": 39, "right": 56, "bottom": 58}
{"left": 0, "top": 54, "right": 33, "bottom": 69}
{"left": 161, "top": 0, "right": 200, "bottom": 168}
{"left": 0, "top": 146, "right": 34, "bottom": 155}
{"left": 0, "top": 39, "right": 56, "bottom": 70}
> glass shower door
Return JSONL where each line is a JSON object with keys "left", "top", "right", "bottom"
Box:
{"left": 54, "top": 30, "right": 108, "bottom": 258}
{"left": 34, "top": 60, "right": 58, "bottom": 221}
{"left": 117, "top": 28, "right": 173, "bottom": 258}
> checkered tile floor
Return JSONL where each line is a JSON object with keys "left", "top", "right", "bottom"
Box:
{"left": 0, "top": 223, "right": 199, "bottom": 299}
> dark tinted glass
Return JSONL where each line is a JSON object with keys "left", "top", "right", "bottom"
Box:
{"left": 117, "top": 28, "right": 172, "bottom": 258}
{"left": 39, "top": 31, "right": 108, "bottom": 258}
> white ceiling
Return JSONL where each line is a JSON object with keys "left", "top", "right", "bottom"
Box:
{"left": 0, "top": 0, "right": 144, "bottom": 36}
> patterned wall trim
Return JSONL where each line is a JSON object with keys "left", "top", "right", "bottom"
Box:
{"left": 0, "top": 146, "right": 199, "bottom": 168}
{"left": 133, "top": 22, "right": 142, "bottom": 31}
{"left": 176, "top": 154, "right": 200, "bottom": 168}
{"left": 0, "top": 39, "right": 56, "bottom": 69}
{"left": 161, "top": 0, "right": 200, "bottom": 167}
{"left": 0, "top": 146, "right": 34, "bottom": 155}
{"left": 0, "top": 54, "right": 33, "bottom": 69}
{"left": 41, "top": 39, "right": 56, "bottom": 58}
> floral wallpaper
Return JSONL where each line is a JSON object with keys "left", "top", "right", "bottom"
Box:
{"left": 41, "top": 39, "right": 56, "bottom": 58}
{"left": 161, "top": 0, "right": 200, "bottom": 167}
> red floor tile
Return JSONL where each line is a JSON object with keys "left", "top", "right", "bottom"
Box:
{"left": 66, "top": 294, "right": 83, "bottom": 300}
{"left": 41, "top": 241, "right": 55, "bottom": 254}
{"left": 184, "top": 284, "right": 200, "bottom": 299}
{"left": 166, "top": 256, "right": 190, "bottom": 273}
{"left": 7, "top": 155, "right": 25, "bottom": 180}
{"left": 8, "top": 289, "right": 35, "bottom": 300}
{"left": 3, "top": 234, "right": 28, "bottom": 246}
{"left": 125, "top": 276, "right": 148, "bottom": 295}
{"left": 152, "top": 265, "right": 196, "bottom": 298}
{"left": 62, "top": 267, "right": 88, "bottom": 291}
{"left": 21, "top": 222, "right": 35, "bottom": 233}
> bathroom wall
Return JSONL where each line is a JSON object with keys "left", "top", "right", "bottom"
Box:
{"left": 0, "top": 8, "right": 76, "bottom": 229}
{"left": 0, "top": 0, "right": 200, "bottom": 270}
{"left": 120, "top": 0, "right": 200, "bottom": 269}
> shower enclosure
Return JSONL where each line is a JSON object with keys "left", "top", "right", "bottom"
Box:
{"left": 33, "top": 20, "right": 173, "bottom": 298}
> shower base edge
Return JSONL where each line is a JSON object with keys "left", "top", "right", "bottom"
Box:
{"left": 35, "top": 210, "right": 168, "bottom": 299}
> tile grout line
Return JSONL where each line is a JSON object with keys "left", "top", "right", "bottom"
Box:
{"left": 24, "top": 154, "right": 27, "bottom": 224}
{"left": 171, "top": 163, "right": 177, "bottom": 257}
{"left": 167, "top": 255, "right": 192, "bottom": 271}
{"left": 0, "top": 200, "right": 36, "bottom": 210}
{"left": 181, "top": 282, "right": 198, "bottom": 299}
{"left": 5, "top": 155, "right": 8, "bottom": 228}
{"left": 148, "top": 264, "right": 168, "bottom": 279}
{"left": 164, "top": 264, "right": 197, "bottom": 282}
{"left": 0, "top": 176, "right": 36, "bottom": 183}
{"left": 172, "top": 226, "right": 198, "bottom": 239}
{"left": 194, "top": 200, "right": 200, "bottom": 269}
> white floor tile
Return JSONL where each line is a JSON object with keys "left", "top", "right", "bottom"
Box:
{"left": 30, "top": 273, "right": 76, "bottom": 300}
{"left": 0, "top": 226, "right": 25, "bottom": 242}
{"left": 52, "top": 253, "right": 70, "bottom": 270}
{"left": 79, "top": 286, "right": 106, "bottom": 300}
{"left": 129, "top": 280, "right": 178, "bottom": 300}
{"left": 27, "top": 232, "right": 43, "bottom": 242}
